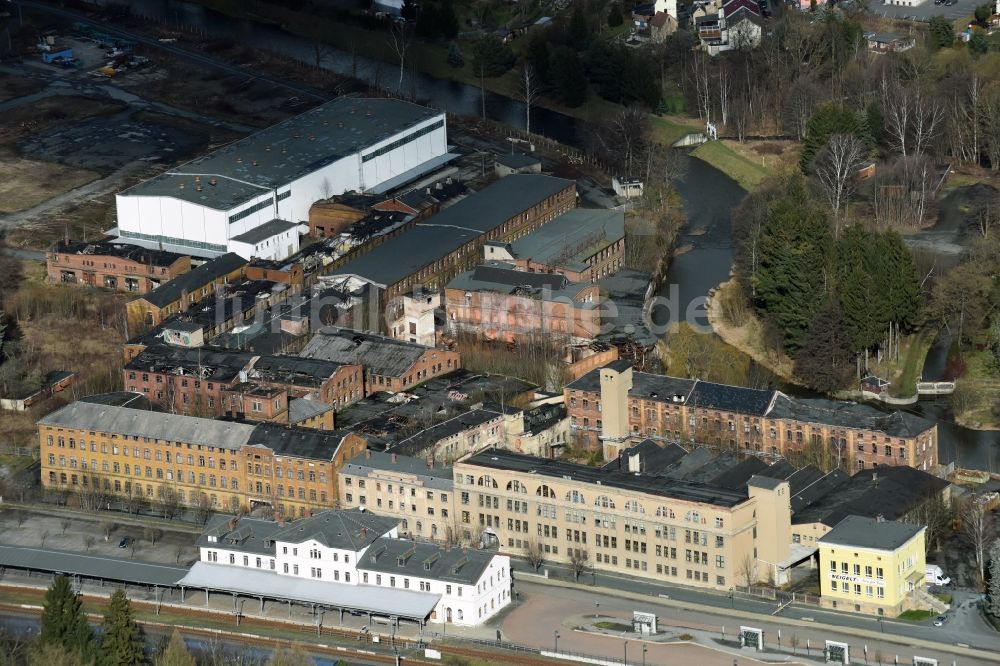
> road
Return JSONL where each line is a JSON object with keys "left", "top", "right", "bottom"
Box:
{"left": 509, "top": 558, "right": 1000, "bottom": 654}
{"left": 13, "top": 0, "right": 328, "bottom": 102}
{"left": 505, "top": 579, "right": 994, "bottom": 666}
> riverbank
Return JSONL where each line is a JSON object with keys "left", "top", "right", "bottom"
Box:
{"left": 689, "top": 139, "right": 796, "bottom": 192}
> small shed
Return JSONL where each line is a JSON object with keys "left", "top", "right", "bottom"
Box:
{"left": 612, "top": 176, "right": 644, "bottom": 199}
{"left": 860, "top": 375, "right": 890, "bottom": 395}
{"left": 855, "top": 161, "right": 877, "bottom": 180}
{"left": 495, "top": 153, "right": 542, "bottom": 177}
{"left": 41, "top": 46, "right": 73, "bottom": 64}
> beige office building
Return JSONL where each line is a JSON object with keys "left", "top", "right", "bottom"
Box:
{"left": 453, "top": 449, "right": 793, "bottom": 591}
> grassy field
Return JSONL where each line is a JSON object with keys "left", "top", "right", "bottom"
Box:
{"left": 690, "top": 140, "right": 770, "bottom": 191}
{"left": 861, "top": 330, "right": 934, "bottom": 398}
{"left": 952, "top": 348, "right": 1000, "bottom": 430}
{"left": 898, "top": 609, "right": 936, "bottom": 621}
{"left": 0, "top": 154, "right": 100, "bottom": 215}
{"left": 650, "top": 115, "right": 701, "bottom": 146}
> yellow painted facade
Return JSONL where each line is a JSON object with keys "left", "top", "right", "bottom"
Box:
{"left": 819, "top": 522, "right": 926, "bottom": 615}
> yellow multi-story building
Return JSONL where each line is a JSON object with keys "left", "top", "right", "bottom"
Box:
{"left": 818, "top": 516, "right": 926, "bottom": 615}
{"left": 38, "top": 400, "right": 366, "bottom": 518}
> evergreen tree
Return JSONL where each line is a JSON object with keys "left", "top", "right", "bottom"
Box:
{"left": 99, "top": 589, "right": 144, "bottom": 666}
{"left": 526, "top": 34, "right": 551, "bottom": 82}
{"left": 969, "top": 30, "right": 989, "bottom": 55}
{"left": 439, "top": 0, "right": 459, "bottom": 39}
{"left": 928, "top": 15, "right": 955, "bottom": 50}
{"left": 800, "top": 104, "right": 862, "bottom": 171}
{"left": 28, "top": 643, "right": 96, "bottom": 666}
{"left": 752, "top": 179, "right": 833, "bottom": 351}
{"left": 568, "top": 1, "right": 591, "bottom": 47}
{"left": 401, "top": 0, "right": 417, "bottom": 21}
{"left": 39, "top": 576, "right": 94, "bottom": 660}
{"left": 550, "top": 46, "right": 588, "bottom": 107}
{"left": 155, "top": 630, "right": 194, "bottom": 666}
{"left": 988, "top": 538, "right": 1000, "bottom": 619}
{"left": 472, "top": 35, "right": 515, "bottom": 77}
{"left": 608, "top": 2, "right": 624, "bottom": 27}
{"left": 795, "top": 300, "right": 856, "bottom": 391}
{"left": 975, "top": 3, "right": 993, "bottom": 23}
{"left": 415, "top": 3, "right": 440, "bottom": 38}
{"left": 446, "top": 42, "right": 464, "bottom": 68}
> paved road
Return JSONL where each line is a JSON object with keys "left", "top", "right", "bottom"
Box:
{"left": 14, "top": 0, "right": 328, "bottom": 102}
{"left": 868, "top": 0, "right": 975, "bottom": 21}
{"left": 509, "top": 557, "right": 1000, "bottom": 653}
{"left": 506, "top": 579, "right": 992, "bottom": 666}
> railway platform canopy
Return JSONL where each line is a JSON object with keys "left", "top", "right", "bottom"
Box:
{"left": 178, "top": 561, "right": 441, "bottom": 623}
{"left": 0, "top": 545, "right": 188, "bottom": 587}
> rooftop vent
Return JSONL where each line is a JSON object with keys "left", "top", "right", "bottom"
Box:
{"left": 209, "top": 178, "right": 217, "bottom": 186}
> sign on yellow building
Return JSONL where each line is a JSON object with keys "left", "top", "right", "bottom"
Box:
{"left": 818, "top": 515, "right": 926, "bottom": 616}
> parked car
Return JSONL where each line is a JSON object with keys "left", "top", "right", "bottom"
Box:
{"left": 118, "top": 536, "right": 131, "bottom": 548}
{"left": 926, "top": 564, "right": 951, "bottom": 586}
{"left": 933, "top": 615, "right": 946, "bottom": 627}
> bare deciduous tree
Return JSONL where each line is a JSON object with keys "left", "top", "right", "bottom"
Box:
{"left": 387, "top": 21, "right": 411, "bottom": 94}
{"left": 525, "top": 538, "right": 545, "bottom": 572}
{"left": 83, "top": 535, "right": 95, "bottom": 552}
{"left": 813, "top": 134, "right": 865, "bottom": 237}
{"left": 101, "top": 521, "right": 115, "bottom": 542}
{"left": 519, "top": 63, "right": 537, "bottom": 135}
{"left": 737, "top": 553, "right": 757, "bottom": 587}
{"left": 961, "top": 498, "right": 994, "bottom": 585}
{"left": 568, "top": 548, "right": 590, "bottom": 581}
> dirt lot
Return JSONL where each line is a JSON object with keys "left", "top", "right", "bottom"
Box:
{"left": 0, "top": 155, "right": 100, "bottom": 214}
{"left": 0, "top": 507, "right": 200, "bottom": 566}
{"left": 0, "top": 73, "right": 46, "bottom": 102}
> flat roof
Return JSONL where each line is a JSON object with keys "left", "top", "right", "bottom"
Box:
{"left": 461, "top": 449, "right": 750, "bottom": 508}
{"left": 819, "top": 515, "right": 924, "bottom": 551}
{"left": 495, "top": 153, "right": 541, "bottom": 169}
{"left": 509, "top": 208, "right": 624, "bottom": 272}
{"left": 331, "top": 175, "right": 573, "bottom": 287}
{"left": 121, "top": 98, "right": 443, "bottom": 211}
{"left": 50, "top": 241, "right": 184, "bottom": 267}
{"left": 178, "top": 561, "right": 440, "bottom": 619}
{"left": 230, "top": 219, "right": 300, "bottom": 246}
{"left": 0, "top": 545, "right": 188, "bottom": 586}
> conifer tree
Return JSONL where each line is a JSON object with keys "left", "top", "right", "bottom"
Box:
{"left": 155, "top": 630, "right": 194, "bottom": 666}
{"left": 39, "top": 576, "right": 95, "bottom": 660}
{"left": 99, "top": 589, "right": 144, "bottom": 666}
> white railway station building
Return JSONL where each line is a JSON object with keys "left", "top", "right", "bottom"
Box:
{"left": 185, "top": 508, "right": 511, "bottom": 627}
{"left": 113, "top": 97, "right": 452, "bottom": 261}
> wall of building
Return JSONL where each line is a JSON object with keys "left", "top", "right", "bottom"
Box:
{"left": 228, "top": 227, "right": 300, "bottom": 262}
{"left": 116, "top": 194, "right": 241, "bottom": 256}
{"left": 47, "top": 252, "right": 191, "bottom": 294}
{"left": 38, "top": 424, "right": 361, "bottom": 518}
{"left": 340, "top": 467, "right": 453, "bottom": 542}
{"left": 363, "top": 348, "right": 462, "bottom": 395}
{"left": 819, "top": 532, "right": 926, "bottom": 615}
{"left": 443, "top": 286, "right": 601, "bottom": 344}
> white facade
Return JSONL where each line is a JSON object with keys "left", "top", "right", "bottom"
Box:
{"left": 198, "top": 513, "right": 509, "bottom": 627}
{"left": 115, "top": 103, "right": 448, "bottom": 259}
{"left": 228, "top": 225, "right": 302, "bottom": 262}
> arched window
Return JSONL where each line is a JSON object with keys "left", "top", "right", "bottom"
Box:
{"left": 507, "top": 480, "right": 527, "bottom": 493}
{"left": 477, "top": 475, "right": 498, "bottom": 488}
{"left": 594, "top": 495, "right": 616, "bottom": 509}
{"left": 565, "top": 490, "right": 585, "bottom": 504}
{"left": 624, "top": 499, "right": 645, "bottom": 514}
{"left": 536, "top": 484, "right": 555, "bottom": 498}
{"left": 655, "top": 506, "right": 675, "bottom": 518}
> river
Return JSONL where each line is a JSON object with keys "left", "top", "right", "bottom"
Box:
{"left": 65, "top": 0, "right": 1000, "bottom": 469}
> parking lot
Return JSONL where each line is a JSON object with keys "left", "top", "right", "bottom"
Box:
{"left": 872, "top": 0, "right": 974, "bottom": 22}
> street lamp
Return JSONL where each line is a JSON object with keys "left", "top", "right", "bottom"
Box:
{"left": 595, "top": 601, "right": 600, "bottom": 618}
{"left": 642, "top": 644, "right": 647, "bottom": 666}
{"left": 554, "top": 630, "right": 560, "bottom": 653}
{"left": 624, "top": 641, "right": 628, "bottom": 666}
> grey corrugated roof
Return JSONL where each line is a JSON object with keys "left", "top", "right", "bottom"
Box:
{"left": 819, "top": 515, "right": 924, "bottom": 551}
{"left": 178, "top": 561, "right": 440, "bottom": 619}
{"left": 330, "top": 175, "right": 573, "bottom": 287}
{"left": 343, "top": 451, "right": 454, "bottom": 490}
{"left": 270, "top": 508, "right": 398, "bottom": 550}
{"left": 230, "top": 219, "right": 300, "bottom": 246}
{"left": 0, "top": 545, "right": 188, "bottom": 586}
{"left": 565, "top": 365, "right": 696, "bottom": 403}
{"left": 445, "top": 263, "right": 591, "bottom": 299}
{"left": 358, "top": 537, "right": 496, "bottom": 586}
{"left": 300, "top": 327, "right": 428, "bottom": 378}
{"left": 138, "top": 252, "right": 246, "bottom": 308}
{"left": 508, "top": 208, "right": 624, "bottom": 272}
{"left": 246, "top": 424, "right": 352, "bottom": 460}
{"left": 37, "top": 401, "right": 256, "bottom": 450}
{"left": 122, "top": 98, "right": 442, "bottom": 211}
{"left": 688, "top": 380, "right": 775, "bottom": 416}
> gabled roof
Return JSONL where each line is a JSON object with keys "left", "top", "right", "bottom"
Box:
{"left": 136, "top": 252, "right": 246, "bottom": 308}
{"left": 195, "top": 514, "right": 284, "bottom": 555}
{"left": 357, "top": 537, "right": 499, "bottom": 585}
{"left": 688, "top": 380, "right": 774, "bottom": 416}
{"left": 270, "top": 508, "right": 398, "bottom": 550}
{"left": 723, "top": 0, "right": 762, "bottom": 16}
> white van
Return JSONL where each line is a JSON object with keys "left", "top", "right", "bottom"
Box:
{"left": 926, "top": 564, "right": 951, "bottom": 586}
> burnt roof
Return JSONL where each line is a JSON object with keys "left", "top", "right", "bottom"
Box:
{"left": 137, "top": 253, "right": 246, "bottom": 308}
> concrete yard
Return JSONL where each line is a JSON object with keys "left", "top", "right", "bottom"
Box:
{"left": 0, "top": 508, "right": 200, "bottom": 567}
